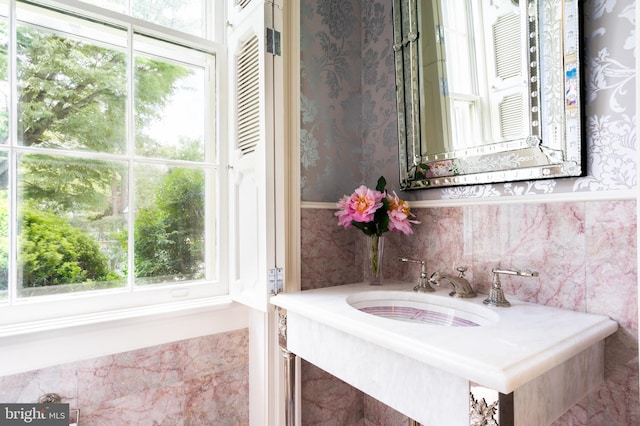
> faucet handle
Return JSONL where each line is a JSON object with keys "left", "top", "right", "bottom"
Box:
{"left": 492, "top": 268, "right": 539, "bottom": 278}
{"left": 398, "top": 257, "right": 434, "bottom": 292}
{"left": 484, "top": 267, "right": 539, "bottom": 307}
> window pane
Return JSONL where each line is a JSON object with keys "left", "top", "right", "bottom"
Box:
{"left": 133, "top": 0, "right": 205, "bottom": 37}
{"left": 17, "top": 154, "right": 128, "bottom": 297}
{"left": 0, "top": 15, "right": 7, "bottom": 147}
{"left": 86, "top": 0, "right": 127, "bottom": 14}
{"left": 0, "top": 151, "right": 7, "bottom": 302}
{"left": 0, "top": 1, "right": 220, "bottom": 308}
{"left": 442, "top": 1, "right": 474, "bottom": 94}
{"left": 133, "top": 163, "right": 206, "bottom": 285}
{"left": 134, "top": 49, "right": 208, "bottom": 162}
{"left": 16, "top": 9, "right": 127, "bottom": 153}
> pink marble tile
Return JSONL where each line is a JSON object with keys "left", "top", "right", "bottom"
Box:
{"left": 300, "top": 199, "right": 638, "bottom": 426}
{"left": 301, "top": 360, "right": 363, "bottom": 426}
{"left": 301, "top": 209, "right": 361, "bottom": 290}
{"left": 0, "top": 364, "right": 78, "bottom": 407}
{"left": 585, "top": 200, "right": 637, "bottom": 330}
{"left": 419, "top": 207, "right": 466, "bottom": 273}
{"left": 76, "top": 341, "right": 184, "bottom": 407}
{"left": 301, "top": 208, "right": 432, "bottom": 288}
{"left": 383, "top": 208, "right": 433, "bottom": 283}
{"left": 466, "top": 203, "right": 587, "bottom": 310}
{"left": 183, "top": 365, "right": 249, "bottom": 426}
{"left": 512, "top": 203, "right": 586, "bottom": 309}
{"left": 181, "top": 330, "right": 249, "bottom": 380}
{"left": 586, "top": 329, "right": 639, "bottom": 426}
{"left": 79, "top": 381, "right": 186, "bottom": 426}
{"left": 1, "top": 329, "right": 250, "bottom": 425}
{"left": 362, "top": 394, "right": 408, "bottom": 426}
{"left": 551, "top": 401, "right": 588, "bottom": 426}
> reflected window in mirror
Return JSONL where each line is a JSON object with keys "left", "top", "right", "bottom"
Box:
{"left": 394, "top": 0, "right": 584, "bottom": 190}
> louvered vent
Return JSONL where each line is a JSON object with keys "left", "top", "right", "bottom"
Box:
{"left": 236, "top": 35, "right": 260, "bottom": 155}
{"left": 493, "top": 13, "right": 521, "bottom": 80}
{"left": 236, "top": 0, "right": 252, "bottom": 9}
{"left": 499, "top": 93, "right": 524, "bottom": 139}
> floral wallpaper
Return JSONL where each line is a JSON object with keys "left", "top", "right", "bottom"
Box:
{"left": 300, "top": 0, "right": 636, "bottom": 202}
{"left": 298, "top": 0, "right": 637, "bottom": 424}
{"left": 300, "top": 0, "right": 363, "bottom": 200}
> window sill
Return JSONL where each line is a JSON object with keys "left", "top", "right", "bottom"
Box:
{"left": 0, "top": 297, "right": 250, "bottom": 376}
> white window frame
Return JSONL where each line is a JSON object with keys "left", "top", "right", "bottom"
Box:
{"left": 0, "top": 0, "right": 245, "bottom": 374}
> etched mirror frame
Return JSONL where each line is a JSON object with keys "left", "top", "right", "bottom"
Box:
{"left": 393, "top": 0, "right": 584, "bottom": 190}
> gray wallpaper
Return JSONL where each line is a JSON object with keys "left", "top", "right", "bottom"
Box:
{"left": 300, "top": 0, "right": 636, "bottom": 202}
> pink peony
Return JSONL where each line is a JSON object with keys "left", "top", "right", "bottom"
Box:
{"left": 387, "top": 191, "right": 420, "bottom": 235}
{"left": 335, "top": 185, "right": 385, "bottom": 228}
{"left": 335, "top": 195, "right": 354, "bottom": 228}
{"left": 336, "top": 177, "right": 419, "bottom": 237}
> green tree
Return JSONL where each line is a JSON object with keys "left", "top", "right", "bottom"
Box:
{"left": 20, "top": 208, "right": 111, "bottom": 287}
{"left": 132, "top": 207, "right": 172, "bottom": 278}
{"left": 155, "top": 167, "right": 204, "bottom": 276}
{"left": 0, "top": 17, "right": 199, "bottom": 288}
{"left": 4, "top": 24, "right": 189, "bottom": 213}
{"left": 132, "top": 167, "right": 204, "bottom": 280}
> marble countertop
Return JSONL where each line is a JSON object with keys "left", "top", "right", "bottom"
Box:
{"left": 271, "top": 281, "right": 619, "bottom": 393}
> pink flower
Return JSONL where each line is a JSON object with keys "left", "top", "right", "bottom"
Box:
{"left": 336, "top": 177, "right": 419, "bottom": 237}
{"left": 387, "top": 191, "right": 420, "bottom": 235}
{"left": 335, "top": 185, "right": 385, "bottom": 229}
{"left": 335, "top": 195, "right": 354, "bottom": 229}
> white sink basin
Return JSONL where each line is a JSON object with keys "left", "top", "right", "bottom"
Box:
{"left": 347, "top": 291, "right": 498, "bottom": 326}
{"left": 271, "top": 282, "right": 617, "bottom": 392}
{"left": 271, "top": 282, "right": 618, "bottom": 425}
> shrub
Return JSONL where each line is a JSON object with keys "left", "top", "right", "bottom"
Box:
{"left": 20, "top": 208, "right": 112, "bottom": 287}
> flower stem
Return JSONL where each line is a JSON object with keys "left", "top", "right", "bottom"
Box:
{"left": 371, "top": 234, "right": 379, "bottom": 277}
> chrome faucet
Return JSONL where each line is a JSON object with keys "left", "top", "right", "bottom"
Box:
{"left": 428, "top": 267, "right": 477, "bottom": 298}
{"left": 397, "top": 257, "right": 434, "bottom": 292}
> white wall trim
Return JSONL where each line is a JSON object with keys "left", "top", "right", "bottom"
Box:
{"left": 0, "top": 298, "right": 249, "bottom": 376}
{"left": 284, "top": 0, "right": 302, "bottom": 295}
{"left": 302, "top": 189, "right": 637, "bottom": 210}
{"left": 302, "top": 201, "right": 336, "bottom": 209}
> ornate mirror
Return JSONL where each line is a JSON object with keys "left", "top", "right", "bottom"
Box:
{"left": 393, "top": 0, "right": 584, "bottom": 189}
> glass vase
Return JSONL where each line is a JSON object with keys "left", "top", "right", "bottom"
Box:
{"left": 367, "top": 234, "right": 384, "bottom": 285}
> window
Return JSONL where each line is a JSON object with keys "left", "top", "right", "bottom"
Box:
{"left": 88, "top": 0, "right": 207, "bottom": 38}
{"left": 439, "top": 0, "right": 529, "bottom": 148}
{"left": 0, "top": 0, "right": 226, "bottom": 325}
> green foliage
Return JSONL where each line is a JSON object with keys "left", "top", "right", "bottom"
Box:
{"left": 0, "top": 18, "right": 200, "bottom": 288}
{"left": 20, "top": 208, "right": 112, "bottom": 287}
{"left": 135, "top": 56, "right": 190, "bottom": 130}
{"left": 132, "top": 167, "right": 204, "bottom": 280}
{"left": 16, "top": 27, "right": 127, "bottom": 152}
{"left": 132, "top": 207, "right": 172, "bottom": 277}
{"left": 13, "top": 25, "right": 189, "bottom": 214}
{"left": 20, "top": 155, "right": 125, "bottom": 214}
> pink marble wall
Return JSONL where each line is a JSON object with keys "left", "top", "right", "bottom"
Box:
{"left": 300, "top": 199, "right": 638, "bottom": 425}
{"left": 0, "top": 329, "right": 249, "bottom": 426}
